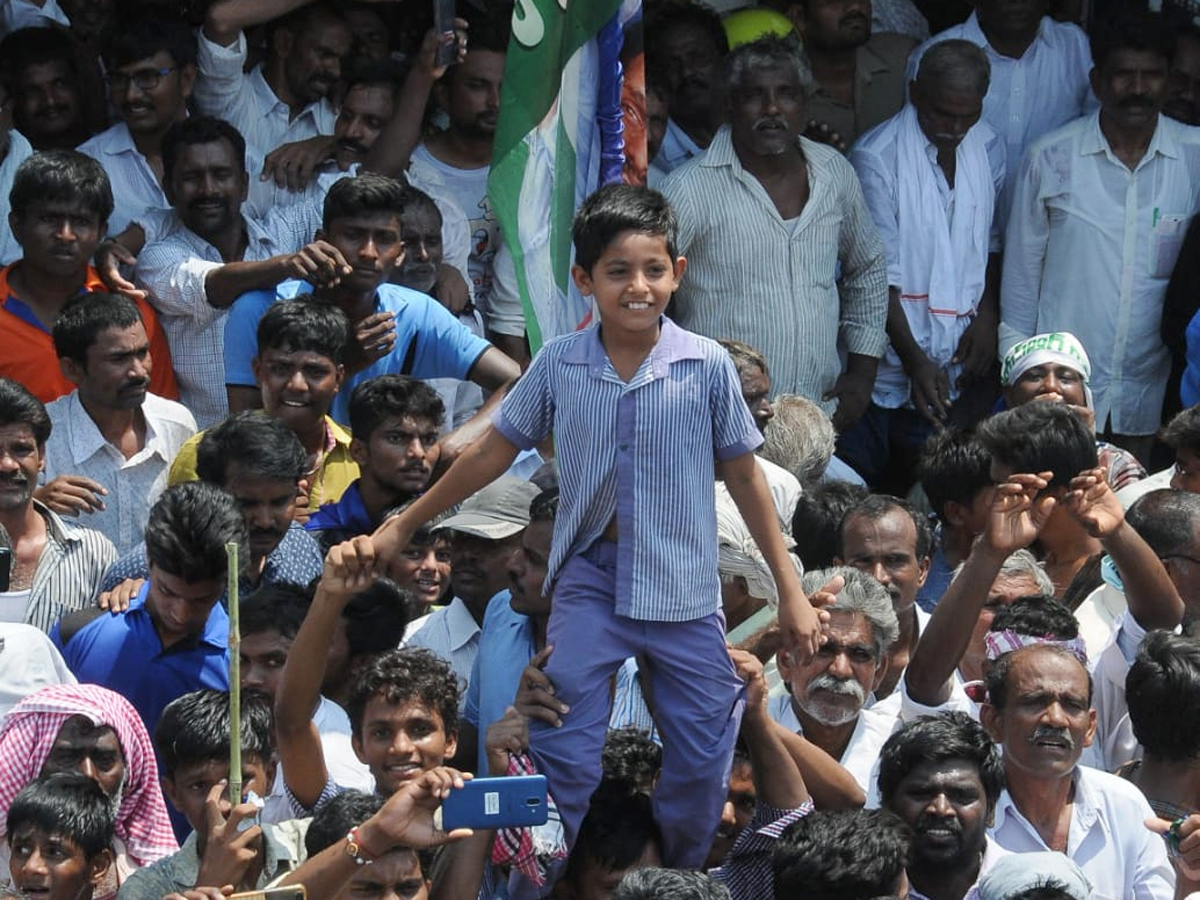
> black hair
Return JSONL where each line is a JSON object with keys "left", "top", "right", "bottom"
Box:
{"left": 348, "top": 375, "right": 445, "bottom": 441}
{"left": 103, "top": 12, "right": 197, "bottom": 71}
{"left": 306, "top": 789, "right": 385, "bottom": 856}
{"left": 772, "top": 808, "right": 909, "bottom": 900}
{"left": 600, "top": 728, "right": 662, "bottom": 791}
{"left": 162, "top": 116, "right": 247, "bottom": 187}
{"left": 839, "top": 493, "right": 933, "bottom": 560}
{"left": 456, "top": 7, "right": 512, "bottom": 56}
{"left": 0, "top": 26, "right": 78, "bottom": 86}
{"left": 567, "top": 783, "right": 663, "bottom": 887}
{"left": 985, "top": 644, "right": 1092, "bottom": 712}
{"left": 530, "top": 488, "right": 559, "bottom": 524}
{"left": 241, "top": 582, "right": 311, "bottom": 642}
{"left": 155, "top": 689, "right": 274, "bottom": 777}
{"left": 917, "top": 429, "right": 992, "bottom": 524}
{"left": 195, "top": 411, "right": 308, "bottom": 486}
{"left": 0, "top": 377, "right": 51, "bottom": 446}
{"left": 791, "top": 480, "right": 869, "bottom": 570}
{"left": 343, "top": 578, "right": 411, "bottom": 658}
{"left": 344, "top": 56, "right": 408, "bottom": 98}
{"left": 397, "top": 185, "right": 441, "bottom": 224}
{"left": 322, "top": 172, "right": 406, "bottom": 232}
{"left": 144, "top": 482, "right": 247, "bottom": 583}
{"left": 976, "top": 403, "right": 1098, "bottom": 490}
{"left": 877, "top": 713, "right": 1004, "bottom": 810}
{"left": 1162, "top": 405, "right": 1200, "bottom": 453}
{"left": 10, "top": 151, "right": 113, "bottom": 224}
{"left": 1010, "top": 887, "right": 1077, "bottom": 900}
{"left": 273, "top": 1, "right": 349, "bottom": 44}
{"left": 1089, "top": 5, "right": 1173, "bottom": 71}
{"left": 52, "top": 292, "right": 143, "bottom": 364}
{"left": 256, "top": 300, "right": 352, "bottom": 367}
{"left": 988, "top": 596, "right": 1078, "bottom": 639}
{"left": 346, "top": 648, "right": 458, "bottom": 739}
{"left": 644, "top": 0, "right": 728, "bottom": 67}
{"left": 7, "top": 772, "right": 115, "bottom": 859}
{"left": 1126, "top": 489, "right": 1200, "bottom": 558}
{"left": 1127, "top": 630, "right": 1200, "bottom": 761}
{"left": 572, "top": 184, "right": 678, "bottom": 274}
{"left": 614, "top": 869, "right": 731, "bottom": 900}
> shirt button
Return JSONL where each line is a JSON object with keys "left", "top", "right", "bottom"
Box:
{"left": 619, "top": 443, "right": 628, "bottom": 451}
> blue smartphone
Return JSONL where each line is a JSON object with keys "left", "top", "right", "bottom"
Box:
{"left": 442, "top": 775, "right": 549, "bottom": 830}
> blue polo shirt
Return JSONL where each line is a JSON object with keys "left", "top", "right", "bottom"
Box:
{"left": 463, "top": 593, "right": 535, "bottom": 766}
{"left": 223, "top": 280, "right": 492, "bottom": 425}
{"left": 306, "top": 480, "right": 371, "bottom": 536}
{"left": 52, "top": 582, "right": 229, "bottom": 736}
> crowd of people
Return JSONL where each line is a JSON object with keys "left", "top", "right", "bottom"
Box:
{"left": 2, "top": 0, "right": 1200, "bottom": 898}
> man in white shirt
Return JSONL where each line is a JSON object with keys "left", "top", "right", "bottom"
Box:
{"left": 847, "top": 39, "right": 1004, "bottom": 486}
{"left": 41, "top": 292, "right": 195, "bottom": 555}
{"left": 907, "top": 0, "right": 1094, "bottom": 215}
{"left": 770, "top": 566, "right": 899, "bottom": 798}
{"left": 406, "top": 476, "right": 539, "bottom": 698}
{"left": 0, "top": 77, "right": 34, "bottom": 266}
{"left": 197, "top": 0, "right": 350, "bottom": 154}
{"left": 981, "top": 642, "right": 1175, "bottom": 900}
{"left": 1001, "top": 10, "right": 1200, "bottom": 461}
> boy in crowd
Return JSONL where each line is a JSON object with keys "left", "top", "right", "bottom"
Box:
{"left": 7, "top": 773, "right": 115, "bottom": 900}
{"left": 120, "top": 690, "right": 304, "bottom": 899}
{"left": 365, "top": 184, "right": 820, "bottom": 886}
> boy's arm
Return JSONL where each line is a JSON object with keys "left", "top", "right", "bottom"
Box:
{"left": 732, "top": 649, "right": 808, "bottom": 809}
{"left": 719, "top": 452, "right": 821, "bottom": 660}
{"left": 275, "top": 539, "right": 378, "bottom": 809}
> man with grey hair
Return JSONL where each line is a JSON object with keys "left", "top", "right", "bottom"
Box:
{"left": 760, "top": 395, "right": 837, "bottom": 488}
{"left": 770, "top": 565, "right": 899, "bottom": 796}
{"left": 663, "top": 34, "right": 888, "bottom": 435}
{"left": 843, "top": 39, "right": 1004, "bottom": 489}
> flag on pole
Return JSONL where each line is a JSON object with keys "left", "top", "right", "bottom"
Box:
{"left": 489, "top": 0, "right": 643, "bottom": 353}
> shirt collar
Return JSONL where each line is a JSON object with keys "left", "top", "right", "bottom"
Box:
{"left": 965, "top": 11, "right": 1055, "bottom": 55}
{"left": 129, "top": 581, "right": 230, "bottom": 652}
{"left": 34, "top": 500, "right": 81, "bottom": 546}
{"left": 992, "top": 767, "right": 1097, "bottom": 835}
{"left": 59, "top": 391, "right": 171, "bottom": 467}
{"left": 325, "top": 415, "right": 353, "bottom": 451}
{"left": 100, "top": 122, "right": 139, "bottom": 157}
{"left": 1079, "top": 110, "right": 1176, "bottom": 164}
{"left": 249, "top": 63, "right": 327, "bottom": 126}
{"left": 560, "top": 317, "right": 705, "bottom": 379}
{"left": 444, "top": 596, "right": 482, "bottom": 651}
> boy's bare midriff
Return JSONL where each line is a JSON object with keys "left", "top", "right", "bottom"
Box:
{"left": 602, "top": 516, "right": 619, "bottom": 542}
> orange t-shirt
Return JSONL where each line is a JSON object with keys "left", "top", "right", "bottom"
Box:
{"left": 0, "top": 263, "right": 179, "bottom": 404}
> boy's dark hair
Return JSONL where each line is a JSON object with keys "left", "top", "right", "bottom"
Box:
{"left": 343, "top": 578, "right": 411, "bottom": 658}
{"left": 614, "top": 869, "right": 731, "bottom": 900}
{"left": 1127, "top": 630, "right": 1200, "bottom": 762}
{"left": 346, "top": 648, "right": 458, "bottom": 739}
{"left": 7, "top": 772, "right": 115, "bottom": 859}
{"left": 10, "top": 151, "right": 113, "bottom": 224}
{"left": 256, "top": 300, "right": 352, "bottom": 367}
{"left": 985, "top": 644, "right": 1093, "bottom": 712}
{"left": 566, "top": 783, "right": 663, "bottom": 888}
{"left": 306, "top": 789, "right": 385, "bottom": 856}
{"left": 154, "top": 689, "right": 274, "bottom": 778}
{"left": 323, "top": 172, "right": 405, "bottom": 232}
{"left": 839, "top": 493, "right": 933, "bottom": 560}
{"left": 52, "top": 292, "right": 144, "bottom": 364}
{"left": 977, "top": 403, "right": 1098, "bottom": 490}
{"left": 600, "top": 728, "right": 662, "bottom": 790}
{"left": 572, "top": 184, "right": 678, "bottom": 274}
{"left": 791, "top": 480, "right": 869, "bottom": 570}
{"left": 1161, "top": 405, "right": 1200, "bottom": 452}
{"left": 195, "top": 411, "right": 308, "bottom": 486}
{"left": 0, "top": 377, "right": 51, "bottom": 446}
{"left": 241, "top": 582, "right": 311, "bottom": 642}
{"left": 348, "top": 375, "right": 445, "bottom": 441}
{"left": 772, "top": 808, "right": 909, "bottom": 900}
{"left": 162, "top": 116, "right": 247, "bottom": 187}
{"left": 988, "top": 596, "right": 1077, "bottom": 640}
{"left": 344, "top": 57, "right": 408, "bottom": 98}
{"left": 917, "top": 429, "right": 992, "bottom": 525}
{"left": 145, "top": 482, "right": 247, "bottom": 583}
{"left": 103, "top": 13, "right": 197, "bottom": 71}
{"left": 1089, "top": 5, "right": 1173, "bottom": 71}
{"left": 1126, "top": 489, "right": 1200, "bottom": 559}
{"left": 876, "top": 713, "right": 1004, "bottom": 810}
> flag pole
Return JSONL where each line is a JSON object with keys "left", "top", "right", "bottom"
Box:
{"left": 226, "top": 541, "right": 241, "bottom": 805}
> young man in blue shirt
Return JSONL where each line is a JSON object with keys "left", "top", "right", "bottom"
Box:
{"left": 346, "top": 185, "right": 823, "bottom": 892}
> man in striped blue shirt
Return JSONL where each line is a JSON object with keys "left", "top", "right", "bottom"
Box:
{"left": 366, "top": 183, "right": 822, "bottom": 897}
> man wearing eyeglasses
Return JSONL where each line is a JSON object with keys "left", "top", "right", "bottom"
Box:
{"left": 77, "top": 14, "right": 274, "bottom": 237}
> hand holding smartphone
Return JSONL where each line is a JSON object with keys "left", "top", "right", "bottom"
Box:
{"left": 441, "top": 775, "right": 548, "bottom": 831}
{"left": 433, "top": 0, "right": 457, "bottom": 69}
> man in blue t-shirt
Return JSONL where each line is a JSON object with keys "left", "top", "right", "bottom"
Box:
{"left": 223, "top": 173, "right": 519, "bottom": 426}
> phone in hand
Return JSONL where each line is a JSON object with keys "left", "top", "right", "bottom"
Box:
{"left": 441, "top": 775, "right": 548, "bottom": 831}
{"left": 433, "top": 0, "right": 457, "bottom": 69}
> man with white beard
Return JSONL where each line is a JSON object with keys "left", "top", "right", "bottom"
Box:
{"left": 771, "top": 566, "right": 900, "bottom": 799}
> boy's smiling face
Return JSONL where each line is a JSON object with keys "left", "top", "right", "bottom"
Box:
{"left": 571, "top": 230, "right": 686, "bottom": 342}
{"left": 353, "top": 697, "right": 456, "bottom": 796}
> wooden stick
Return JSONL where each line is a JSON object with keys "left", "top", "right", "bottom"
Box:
{"left": 226, "top": 541, "right": 242, "bottom": 805}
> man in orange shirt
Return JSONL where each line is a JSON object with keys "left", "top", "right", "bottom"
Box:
{"left": 0, "top": 150, "right": 177, "bottom": 406}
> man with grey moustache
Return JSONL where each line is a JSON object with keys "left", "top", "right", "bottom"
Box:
{"left": 770, "top": 566, "right": 899, "bottom": 799}
{"left": 981, "top": 642, "right": 1174, "bottom": 899}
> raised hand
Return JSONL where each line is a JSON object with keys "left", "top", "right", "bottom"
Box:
{"left": 1063, "top": 467, "right": 1122, "bottom": 538}
{"left": 981, "top": 472, "right": 1056, "bottom": 557}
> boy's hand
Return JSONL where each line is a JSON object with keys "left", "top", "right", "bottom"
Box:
{"left": 97, "top": 577, "right": 145, "bottom": 613}
{"left": 353, "top": 312, "right": 398, "bottom": 367}
{"left": 513, "top": 646, "right": 569, "bottom": 727}
{"left": 485, "top": 706, "right": 529, "bottom": 776}
{"left": 981, "top": 472, "right": 1055, "bottom": 557}
{"left": 321, "top": 536, "right": 380, "bottom": 601}
{"left": 372, "top": 513, "right": 418, "bottom": 582}
{"left": 729, "top": 647, "right": 768, "bottom": 722}
{"left": 194, "top": 781, "right": 263, "bottom": 891}
{"left": 1063, "top": 467, "right": 1123, "bottom": 539}
{"left": 35, "top": 475, "right": 107, "bottom": 516}
{"left": 358, "top": 766, "right": 474, "bottom": 851}
{"left": 777, "top": 589, "right": 823, "bottom": 664}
